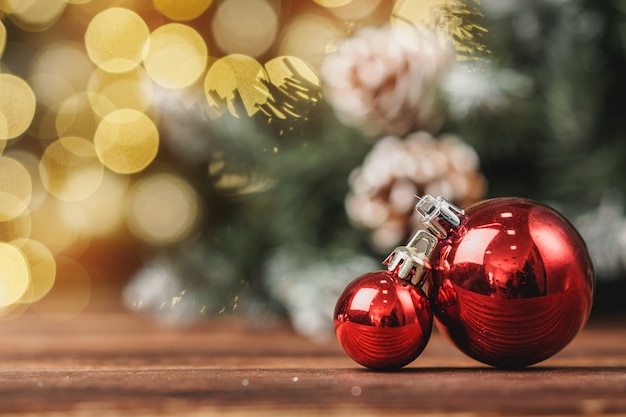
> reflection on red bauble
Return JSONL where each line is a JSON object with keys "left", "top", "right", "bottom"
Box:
{"left": 334, "top": 270, "right": 432, "bottom": 370}
{"left": 430, "top": 198, "right": 594, "bottom": 368}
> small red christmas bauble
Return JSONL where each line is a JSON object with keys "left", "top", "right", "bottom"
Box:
{"left": 429, "top": 198, "right": 594, "bottom": 368}
{"left": 334, "top": 270, "right": 433, "bottom": 370}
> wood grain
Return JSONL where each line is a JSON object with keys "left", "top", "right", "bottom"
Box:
{"left": 0, "top": 313, "right": 624, "bottom": 416}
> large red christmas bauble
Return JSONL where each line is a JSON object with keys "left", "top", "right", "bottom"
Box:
{"left": 334, "top": 270, "right": 433, "bottom": 370}
{"left": 429, "top": 198, "right": 594, "bottom": 368}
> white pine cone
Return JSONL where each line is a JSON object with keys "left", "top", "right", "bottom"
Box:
{"left": 321, "top": 24, "right": 455, "bottom": 137}
{"left": 345, "top": 131, "right": 486, "bottom": 252}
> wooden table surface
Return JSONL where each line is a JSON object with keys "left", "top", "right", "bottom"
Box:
{"left": 0, "top": 311, "right": 624, "bottom": 416}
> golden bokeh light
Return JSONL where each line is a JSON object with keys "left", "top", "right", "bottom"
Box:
{"left": 261, "top": 55, "right": 322, "bottom": 119}
{"left": 0, "top": 299, "right": 29, "bottom": 320}
{"left": 7, "top": 0, "right": 67, "bottom": 32}
{"left": 0, "top": 20, "right": 6, "bottom": 58}
{"left": 28, "top": 104, "right": 63, "bottom": 140}
{"left": 5, "top": 149, "right": 47, "bottom": 211}
{"left": 204, "top": 54, "right": 270, "bottom": 117}
{"left": 40, "top": 136, "right": 104, "bottom": 201}
{"left": 126, "top": 173, "right": 201, "bottom": 246}
{"left": 143, "top": 23, "right": 208, "bottom": 89}
{"left": 391, "top": 0, "right": 489, "bottom": 59}
{"left": 31, "top": 256, "right": 91, "bottom": 321}
{"left": 313, "top": 0, "right": 351, "bottom": 7}
{"left": 277, "top": 14, "right": 343, "bottom": 70}
{"left": 265, "top": 55, "right": 320, "bottom": 91}
{"left": 30, "top": 42, "right": 94, "bottom": 95}
{"left": 0, "top": 210, "right": 32, "bottom": 243}
{"left": 12, "top": 238, "right": 56, "bottom": 303}
{"left": 391, "top": 0, "right": 442, "bottom": 29}
{"left": 56, "top": 92, "right": 113, "bottom": 139}
{"left": 88, "top": 66, "right": 153, "bottom": 115}
{"left": 0, "top": 73, "right": 37, "bottom": 140}
{"left": 79, "top": 170, "right": 129, "bottom": 237}
{"left": 84, "top": 7, "right": 149, "bottom": 73}
{"left": 152, "top": 0, "right": 212, "bottom": 21}
{"left": 212, "top": 0, "right": 278, "bottom": 58}
{"left": 0, "top": 242, "right": 30, "bottom": 307}
{"left": 28, "top": 42, "right": 94, "bottom": 139}
{"left": 1, "top": 0, "right": 35, "bottom": 14}
{"left": 0, "top": 111, "right": 7, "bottom": 149}
{"left": 94, "top": 109, "right": 159, "bottom": 174}
{"left": 326, "top": 0, "right": 382, "bottom": 20}
{"left": 0, "top": 156, "right": 32, "bottom": 221}
{"left": 27, "top": 73, "right": 74, "bottom": 139}
{"left": 28, "top": 73, "right": 74, "bottom": 112}
{"left": 30, "top": 197, "right": 90, "bottom": 256}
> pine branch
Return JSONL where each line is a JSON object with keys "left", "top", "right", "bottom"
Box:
{"left": 437, "top": 0, "right": 492, "bottom": 61}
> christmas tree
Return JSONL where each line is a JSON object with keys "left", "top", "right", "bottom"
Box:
{"left": 126, "top": 0, "right": 626, "bottom": 333}
{"left": 0, "top": 0, "right": 624, "bottom": 333}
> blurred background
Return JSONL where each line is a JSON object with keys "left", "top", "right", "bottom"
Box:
{"left": 0, "top": 0, "right": 624, "bottom": 337}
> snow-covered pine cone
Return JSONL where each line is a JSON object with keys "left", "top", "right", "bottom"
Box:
{"left": 321, "top": 24, "right": 455, "bottom": 137}
{"left": 345, "top": 131, "right": 486, "bottom": 252}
